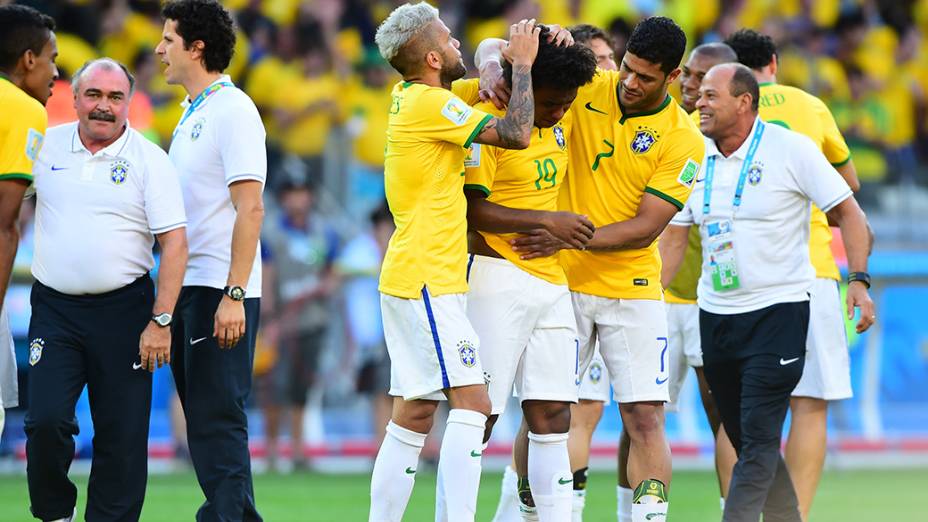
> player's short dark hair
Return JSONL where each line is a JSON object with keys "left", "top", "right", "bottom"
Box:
{"left": 0, "top": 5, "right": 55, "bottom": 73}
{"left": 568, "top": 24, "right": 615, "bottom": 49}
{"left": 725, "top": 29, "right": 776, "bottom": 70}
{"left": 162, "top": 0, "right": 236, "bottom": 73}
{"left": 728, "top": 63, "right": 759, "bottom": 112}
{"left": 503, "top": 26, "right": 597, "bottom": 92}
{"left": 625, "top": 16, "right": 686, "bottom": 75}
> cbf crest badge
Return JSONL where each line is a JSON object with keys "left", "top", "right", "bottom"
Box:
{"left": 191, "top": 117, "right": 206, "bottom": 141}
{"left": 553, "top": 124, "right": 566, "bottom": 150}
{"left": 110, "top": 159, "right": 129, "bottom": 185}
{"left": 588, "top": 361, "right": 603, "bottom": 384}
{"left": 29, "top": 338, "right": 45, "bottom": 366}
{"left": 748, "top": 161, "right": 764, "bottom": 186}
{"left": 631, "top": 126, "right": 659, "bottom": 154}
{"left": 458, "top": 340, "right": 477, "bottom": 368}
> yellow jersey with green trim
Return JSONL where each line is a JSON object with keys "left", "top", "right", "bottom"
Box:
{"left": 758, "top": 82, "right": 851, "bottom": 281}
{"left": 560, "top": 70, "right": 704, "bottom": 300}
{"left": 464, "top": 102, "right": 573, "bottom": 285}
{"left": 0, "top": 77, "right": 47, "bottom": 184}
{"left": 379, "top": 81, "right": 493, "bottom": 299}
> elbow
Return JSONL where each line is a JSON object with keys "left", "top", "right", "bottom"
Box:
{"left": 514, "top": 133, "right": 532, "bottom": 150}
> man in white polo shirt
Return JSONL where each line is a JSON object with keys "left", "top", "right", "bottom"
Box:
{"left": 156, "top": 1, "right": 266, "bottom": 520}
{"left": 25, "top": 57, "right": 187, "bottom": 522}
{"left": 663, "top": 63, "right": 874, "bottom": 522}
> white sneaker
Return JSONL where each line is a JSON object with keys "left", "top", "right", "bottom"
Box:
{"left": 49, "top": 508, "right": 75, "bottom": 522}
{"left": 519, "top": 501, "right": 540, "bottom": 522}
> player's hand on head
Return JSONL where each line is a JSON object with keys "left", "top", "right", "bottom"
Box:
{"left": 478, "top": 60, "right": 510, "bottom": 109}
{"left": 510, "top": 228, "right": 573, "bottom": 260}
{"left": 504, "top": 19, "right": 541, "bottom": 66}
{"left": 541, "top": 211, "right": 595, "bottom": 249}
{"left": 544, "top": 24, "right": 574, "bottom": 46}
{"left": 214, "top": 297, "right": 246, "bottom": 349}
{"left": 847, "top": 281, "right": 875, "bottom": 333}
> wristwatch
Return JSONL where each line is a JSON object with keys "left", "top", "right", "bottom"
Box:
{"left": 847, "top": 271, "right": 871, "bottom": 289}
{"left": 151, "top": 312, "right": 173, "bottom": 327}
{"left": 223, "top": 285, "right": 246, "bottom": 301}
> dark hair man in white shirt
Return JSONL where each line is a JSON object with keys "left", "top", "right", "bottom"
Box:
{"left": 663, "top": 63, "right": 874, "bottom": 522}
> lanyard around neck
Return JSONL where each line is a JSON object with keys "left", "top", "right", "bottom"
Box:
{"left": 178, "top": 81, "right": 233, "bottom": 127}
{"left": 702, "top": 120, "right": 765, "bottom": 217}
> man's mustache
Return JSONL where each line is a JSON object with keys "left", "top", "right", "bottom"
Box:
{"left": 89, "top": 110, "right": 116, "bottom": 122}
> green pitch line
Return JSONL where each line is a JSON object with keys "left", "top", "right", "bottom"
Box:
{"left": 0, "top": 469, "right": 924, "bottom": 521}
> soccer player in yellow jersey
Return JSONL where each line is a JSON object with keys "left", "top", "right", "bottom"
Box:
{"left": 659, "top": 41, "right": 738, "bottom": 515}
{"left": 369, "top": 4, "right": 543, "bottom": 521}
{"left": 0, "top": 4, "right": 57, "bottom": 439}
{"left": 464, "top": 29, "right": 597, "bottom": 521}
{"left": 724, "top": 29, "right": 862, "bottom": 521}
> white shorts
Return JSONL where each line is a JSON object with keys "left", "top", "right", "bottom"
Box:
{"left": 577, "top": 346, "right": 611, "bottom": 403}
{"left": 0, "top": 309, "right": 17, "bottom": 410}
{"left": 382, "top": 289, "right": 485, "bottom": 400}
{"left": 666, "top": 301, "right": 701, "bottom": 409}
{"left": 793, "top": 278, "right": 852, "bottom": 400}
{"left": 572, "top": 292, "right": 670, "bottom": 404}
{"left": 466, "top": 256, "right": 578, "bottom": 415}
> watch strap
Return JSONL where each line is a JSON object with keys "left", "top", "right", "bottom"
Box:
{"left": 847, "top": 271, "right": 871, "bottom": 289}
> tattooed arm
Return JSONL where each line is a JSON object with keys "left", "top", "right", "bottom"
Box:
{"left": 472, "top": 20, "right": 539, "bottom": 150}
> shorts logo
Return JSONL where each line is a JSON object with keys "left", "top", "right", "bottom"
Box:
{"left": 677, "top": 159, "right": 700, "bottom": 187}
{"left": 191, "top": 117, "right": 206, "bottom": 141}
{"left": 109, "top": 159, "right": 129, "bottom": 185}
{"left": 25, "top": 128, "right": 44, "bottom": 161}
{"left": 29, "top": 338, "right": 45, "bottom": 366}
{"left": 588, "top": 362, "right": 603, "bottom": 384}
{"left": 747, "top": 161, "right": 763, "bottom": 185}
{"left": 458, "top": 340, "right": 477, "bottom": 368}
{"left": 631, "top": 126, "right": 659, "bottom": 154}
{"left": 553, "top": 124, "right": 566, "bottom": 150}
{"left": 441, "top": 97, "right": 473, "bottom": 126}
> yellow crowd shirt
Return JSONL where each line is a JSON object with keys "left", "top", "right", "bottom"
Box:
{"left": 464, "top": 102, "right": 573, "bottom": 285}
{"left": 758, "top": 82, "right": 852, "bottom": 281}
{"left": 378, "top": 81, "right": 493, "bottom": 299}
{"left": 0, "top": 77, "right": 47, "bottom": 184}
{"left": 561, "top": 70, "right": 704, "bottom": 300}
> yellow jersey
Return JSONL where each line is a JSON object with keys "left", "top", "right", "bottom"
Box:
{"left": 0, "top": 77, "right": 47, "bottom": 184}
{"left": 758, "top": 82, "right": 851, "bottom": 281}
{"left": 561, "top": 70, "right": 704, "bottom": 300}
{"left": 379, "top": 81, "right": 493, "bottom": 299}
{"left": 464, "top": 102, "right": 573, "bottom": 285}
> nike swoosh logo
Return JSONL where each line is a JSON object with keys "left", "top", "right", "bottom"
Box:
{"left": 584, "top": 102, "right": 607, "bottom": 115}
{"left": 132, "top": 362, "right": 144, "bottom": 370}
{"left": 50, "top": 165, "right": 67, "bottom": 171}
{"left": 558, "top": 478, "right": 573, "bottom": 485}
{"left": 646, "top": 513, "right": 667, "bottom": 520}
{"left": 779, "top": 357, "right": 800, "bottom": 366}
{"left": 405, "top": 467, "right": 416, "bottom": 474}
{"left": 655, "top": 376, "right": 668, "bottom": 385}
{"left": 470, "top": 450, "right": 482, "bottom": 457}
{"left": 190, "top": 337, "right": 208, "bottom": 346}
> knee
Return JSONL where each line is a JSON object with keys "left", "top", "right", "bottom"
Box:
{"left": 570, "top": 400, "right": 604, "bottom": 433}
{"left": 448, "top": 385, "right": 492, "bottom": 418}
{"left": 393, "top": 400, "right": 438, "bottom": 434}
{"left": 524, "top": 401, "right": 571, "bottom": 434}
{"left": 25, "top": 411, "right": 76, "bottom": 440}
{"left": 621, "top": 402, "right": 665, "bottom": 440}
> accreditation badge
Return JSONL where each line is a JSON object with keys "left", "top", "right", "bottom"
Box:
{"left": 706, "top": 220, "right": 740, "bottom": 291}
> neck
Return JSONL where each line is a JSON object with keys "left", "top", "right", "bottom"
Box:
{"left": 714, "top": 115, "right": 756, "bottom": 157}
{"left": 403, "top": 70, "right": 445, "bottom": 89}
{"left": 184, "top": 69, "right": 224, "bottom": 100}
{"left": 618, "top": 85, "right": 669, "bottom": 116}
{"left": 79, "top": 123, "right": 127, "bottom": 155}
{"left": 755, "top": 70, "right": 775, "bottom": 84}
{"left": 1, "top": 69, "right": 25, "bottom": 90}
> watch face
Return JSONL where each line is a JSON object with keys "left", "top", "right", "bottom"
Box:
{"left": 154, "top": 313, "right": 172, "bottom": 326}
{"left": 231, "top": 287, "right": 245, "bottom": 300}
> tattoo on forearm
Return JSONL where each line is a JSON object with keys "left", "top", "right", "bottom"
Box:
{"left": 486, "top": 64, "right": 533, "bottom": 147}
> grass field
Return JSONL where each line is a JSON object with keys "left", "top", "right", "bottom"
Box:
{"left": 0, "top": 469, "right": 926, "bottom": 521}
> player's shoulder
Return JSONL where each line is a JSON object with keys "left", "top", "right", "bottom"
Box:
{"left": 0, "top": 80, "right": 47, "bottom": 126}
{"left": 473, "top": 100, "right": 504, "bottom": 118}
{"left": 658, "top": 101, "right": 703, "bottom": 147}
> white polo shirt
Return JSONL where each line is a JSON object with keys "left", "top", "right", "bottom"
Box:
{"left": 32, "top": 122, "right": 187, "bottom": 295}
{"left": 672, "top": 118, "right": 852, "bottom": 315}
{"left": 168, "top": 75, "right": 266, "bottom": 297}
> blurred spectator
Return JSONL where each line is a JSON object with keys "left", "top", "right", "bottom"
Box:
{"left": 258, "top": 179, "right": 339, "bottom": 471}
{"left": 336, "top": 202, "right": 394, "bottom": 448}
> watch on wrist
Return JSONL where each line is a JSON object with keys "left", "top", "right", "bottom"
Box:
{"left": 223, "top": 285, "right": 246, "bottom": 301}
{"left": 151, "top": 312, "right": 173, "bottom": 327}
{"left": 847, "top": 271, "right": 871, "bottom": 289}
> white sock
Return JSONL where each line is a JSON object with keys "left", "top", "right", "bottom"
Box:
{"left": 571, "top": 489, "right": 585, "bottom": 522}
{"left": 617, "top": 486, "right": 633, "bottom": 522}
{"left": 369, "top": 421, "right": 426, "bottom": 522}
{"left": 527, "top": 432, "right": 572, "bottom": 522}
{"left": 492, "top": 465, "right": 522, "bottom": 522}
{"left": 439, "top": 409, "right": 487, "bottom": 522}
{"left": 632, "top": 502, "right": 668, "bottom": 522}
{"left": 719, "top": 497, "right": 726, "bottom": 513}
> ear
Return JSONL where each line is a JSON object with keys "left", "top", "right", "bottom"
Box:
{"left": 665, "top": 67, "right": 682, "bottom": 84}
{"left": 424, "top": 49, "right": 442, "bottom": 72}
{"left": 190, "top": 40, "right": 206, "bottom": 61}
{"left": 769, "top": 54, "right": 778, "bottom": 76}
{"left": 21, "top": 49, "right": 37, "bottom": 72}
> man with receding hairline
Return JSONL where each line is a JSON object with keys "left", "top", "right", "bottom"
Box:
{"left": 664, "top": 62, "right": 874, "bottom": 522}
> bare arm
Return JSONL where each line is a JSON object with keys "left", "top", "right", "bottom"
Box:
{"left": 826, "top": 196, "right": 875, "bottom": 333}
{"left": 0, "top": 179, "right": 28, "bottom": 315}
{"left": 139, "top": 227, "right": 188, "bottom": 371}
{"left": 214, "top": 180, "right": 265, "bottom": 348}
{"left": 465, "top": 190, "right": 593, "bottom": 249}
{"left": 826, "top": 161, "right": 861, "bottom": 226}
{"left": 658, "top": 224, "right": 690, "bottom": 288}
{"left": 584, "top": 193, "right": 681, "bottom": 251}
